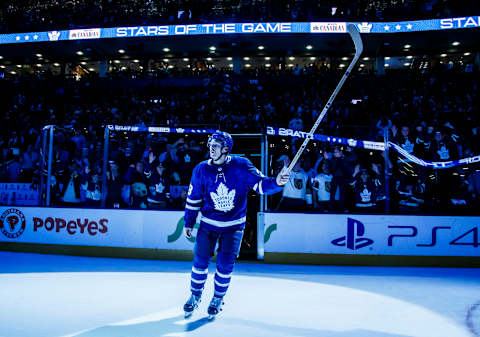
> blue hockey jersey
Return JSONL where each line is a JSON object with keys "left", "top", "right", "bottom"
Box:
{"left": 184, "top": 155, "right": 283, "bottom": 232}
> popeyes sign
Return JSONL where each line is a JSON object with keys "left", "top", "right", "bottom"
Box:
{"left": 0, "top": 207, "right": 193, "bottom": 250}
{"left": 32, "top": 216, "right": 108, "bottom": 236}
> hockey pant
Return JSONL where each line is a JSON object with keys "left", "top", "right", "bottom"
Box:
{"left": 189, "top": 225, "right": 243, "bottom": 299}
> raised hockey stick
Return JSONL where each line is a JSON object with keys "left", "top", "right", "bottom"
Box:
{"left": 284, "top": 24, "right": 363, "bottom": 175}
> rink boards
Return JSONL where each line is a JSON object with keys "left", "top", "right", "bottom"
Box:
{"left": 0, "top": 206, "right": 196, "bottom": 260}
{"left": 0, "top": 206, "right": 479, "bottom": 266}
{"left": 258, "top": 212, "right": 480, "bottom": 266}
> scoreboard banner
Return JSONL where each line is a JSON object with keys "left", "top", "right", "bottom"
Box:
{"left": 1, "top": 16, "right": 479, "bottom": 45}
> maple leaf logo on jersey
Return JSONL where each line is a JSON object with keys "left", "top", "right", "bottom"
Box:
{"left": 360, "top": 188, "right": 372, "bottom": 202}
{"left": 155, "top": 182, "right": 165, "bottom": 193}
{"left": 210, "top": 183, "right": 235, "bottom": 212}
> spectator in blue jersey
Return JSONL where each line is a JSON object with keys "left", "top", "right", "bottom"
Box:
{"left": 147, "top": 160, "right": 170, "bottom": 209}
{"left": 352, "top": 168, "right": 377, "bottom": 212}
{"left": 182, "top": 131, "right": 290, "bottom": 319}
{"left": 83, "top": 170, "right": 102, "bottom": 208}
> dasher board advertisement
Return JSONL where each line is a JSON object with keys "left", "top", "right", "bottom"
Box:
{"left": 262, "top": 212, "right": 480, "bottom": 256}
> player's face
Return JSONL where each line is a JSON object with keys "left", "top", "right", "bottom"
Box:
{"left": 209, "top": 139, "right": 226, "bottom": 161}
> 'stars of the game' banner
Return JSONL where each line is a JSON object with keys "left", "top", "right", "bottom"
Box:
{"left": 1, "top": 16, "right": 479, "bottom": 44}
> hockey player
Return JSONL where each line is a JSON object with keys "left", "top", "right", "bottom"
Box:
{"left": 183, "top": 131, "right": 289, "bottom": 319}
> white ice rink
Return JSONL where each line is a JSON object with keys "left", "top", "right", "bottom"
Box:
{"left": 1, "top": 251, "right": 479, "bottom": 337}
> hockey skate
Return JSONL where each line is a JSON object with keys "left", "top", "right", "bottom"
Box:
{"left": 183, "top": 294, "right": 201, "bottom": 318}
{"left": 207, "top": 296, "right": 224, "bottom": 320}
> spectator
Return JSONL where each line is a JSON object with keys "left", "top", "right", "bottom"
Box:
{"left": 147, "top": 160, "right": 170, "bottom": 209}
{"left": 106, "top": 160, "right": 124, "bottom": 208}
{"left": 328, "top": 146, "right": 350, "bottom": 212}
{"left": 59, "top": 160, "right": 83, "bottom": 207}
{"left": 353, "top": 168, "right": 377, "bottom": 211}
{"left": 21, "top": 144, "right": 39, "bottom": 181}
{"left": 6, "top": 151, "right": 22, "bottom": 182}
{"left": 312, "top": 161, "right": 338, "bottom": 212}
{"left": 278, "top": 159, "right": 308, "bottom": 212}
{"left": 83, "top": 170, "right": 102, "bottom": 208}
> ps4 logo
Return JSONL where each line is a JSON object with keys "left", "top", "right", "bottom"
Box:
{"left": 357, "top": 22, "right": 372, "bottom": 33}
{"left": 331, "top": 217, "right": 374, "bottom": 250}
{"left": 48, "top": 31, "right": 60, "bottom": 41}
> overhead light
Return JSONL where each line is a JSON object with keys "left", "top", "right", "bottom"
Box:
{"left": 227, "top": 57, "right": 232, "bottom": 61}
{"left": 310, "top": 57, "right": 316, "bottom": 60}
{"left": 265, "top": 57, "right": 271, "bottom": 60}
{"left": 133, "top": 59, "right": 140, "bottom": 63}
{"left": 114, "top": 60, "right": 120, "bottom": 64}
{"left": 35, "top": 54, "right": 42, "bottom": 58}
{"left": 359, "top": 64, "right": 365, "bottom": 67}
{"left": 53, "top": 63, "right": 60, "bottom": 67}
{"left": 404, "top": 44, "right": 411, "bottom": 49}
{"left": 406, "top": 55, "right": 413, "bottom": 59}
{"left": 464, "top": 52, "right": 471, "bottom": 56}
{"left": 363, "top": 57, "right": 369, "bottom": 61}
{"left": 404, "top": 63, "right": 411, "bottom": 66}
{"left": 209, "top": 46, "right": 216, "bottom": 51}
{"left": 183, "top": 58, "right": 189, "bottom": 61}
{"left": 229, "top": 64, "right": 233, "bottom": 67}
{"left": 245, "top": 64, "right": 251, "bottom": 67}
{"left": 206, "top": 57, "right": 212, "bottom": 61}
{"left": 118, "top": 49, "right": 125, "bottom": 54}
{"left": 265, "top": 64, "right": 271, "bottom": 67}
{"left": 76, "top": 51, "right": 84, "bottom": 56}
{"left": 168, "top": 65, "right": 174, "bottom": 69}
{"left": 88, "top": 68, "right": 95, "bottom": 71}
{"left": 163, "top": 48, "right": 170, "bottom": 52}
{"left": 385, "top": 56, "right": 391, "bottom": 60}
{"left": 287, "top": 63, "right": 294, "bottom": 67}
{"left": 10, "top": 71, "right": 16, "bottom": 74}
{"left": 120, "top": 66, "right": 127, "bottom": 70}
{"left": 80, "top": 62, "right": 87, "bottom": 65}
{"left": 0, "top": 65, "right": 5, "bottom": 68}
{"left": 306, "top": 45, "right": 313, "bottom": 50}
{"left": 342, "top": 57, "right": 348, "bottom": 60}
{"left": 243, "top": 57, "right": 250, "bottom": 60}
{"left": 441, "top": 53, "right": 447, "bottom": 57}
{"left": 16, "top": 64, "right": 22, "bottom": 68}
{"left": 139, "top": 66, "right": 144, "bottom": 69}
{"left": 258, "top": 45, "right": 264, "bottom": 50}
{"left": 288, "top": 56, "right": 295, "bottom": 60}
{"left": 385, "top": 64, "right": 390, "bottom": 67}
{"left": 452, "top": 41, "right": 460, "bottom": 46}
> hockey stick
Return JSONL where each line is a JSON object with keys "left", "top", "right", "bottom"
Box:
{"left": 284, "top": 24, "right": 363, "bottom": 175}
